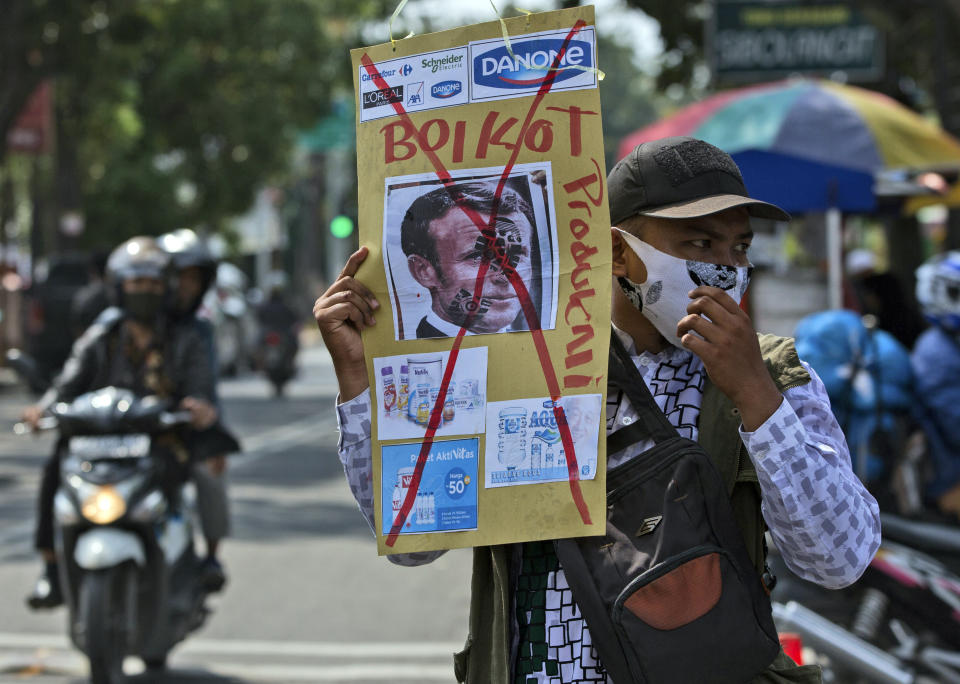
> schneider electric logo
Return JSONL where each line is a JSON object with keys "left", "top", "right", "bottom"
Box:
{"left": 421, "top": 53, "right": 464, "bottom": 74}
{"left": 473, "top": 37, "right": 592, "bottom": 89}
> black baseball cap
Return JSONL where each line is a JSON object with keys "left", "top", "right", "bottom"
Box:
{"left": 608, "top": 136, "right": 790, "bottom": 225}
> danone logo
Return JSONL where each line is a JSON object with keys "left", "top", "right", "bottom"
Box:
{"left": 431, "top": 80, "right": 462, "bottom": 99}
{"left": 473, "top": 38, "right": 592, "bottom": 89}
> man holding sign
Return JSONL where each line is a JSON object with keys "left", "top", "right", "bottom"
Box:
{"left": 316, "top": 136, "right": 879, "bottom": 682}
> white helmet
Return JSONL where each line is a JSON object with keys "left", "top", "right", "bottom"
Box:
{"left": 265, "top": 270, "right": 288, "bottom": 292}
{"left": 916, "top": 250, "right": 960, "bottom": 332}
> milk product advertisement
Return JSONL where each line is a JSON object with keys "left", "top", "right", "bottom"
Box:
{"left": 373, "top": 348, "right": 488, "bottom": 440}
{"left": 352, "top": 6, "right": 612, "bottom": 556}
{"left": 380, "top": 438, "right": 479, "bottom": 535}
{"left": 484, "top": 394, "right": 602, "bottom": 488}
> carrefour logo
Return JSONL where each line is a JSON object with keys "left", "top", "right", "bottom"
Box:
{"left": 473, "top": 38, "right": 592, "bottom": 89}
{"left": 361, "top": 67, "right": 397, "bottom": 83}
{"left": 431, "top": 80, "right": 462, "bottom": 99}
{"left": 400, "top": 64, "right": 413, "bottom": 77}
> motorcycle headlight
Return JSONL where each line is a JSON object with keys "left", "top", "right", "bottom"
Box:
{"left": 81, "top": 485, "right": 127, "bottom": 524}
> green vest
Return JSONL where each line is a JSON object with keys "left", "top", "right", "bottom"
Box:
{"left": 453, "top": 335, "right": 823, "bottom": 684}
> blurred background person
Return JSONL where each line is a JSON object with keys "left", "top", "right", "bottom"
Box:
{"left": 255, "top": 270, "right": 300, "bottom": 396}
{"left": 160, "top": 228, "right": 238, "bottom": 590}
{"left": 69, "top": 249, "right": 110, "bottom": 339}
{"left": 912, "top": 251, "right": 960, "bottom": 520}
{"left": 844, "top": 247, "right": 927, "bottom": 349}
{"left": 794, "top": 309, "right": 916, "bottom": 505}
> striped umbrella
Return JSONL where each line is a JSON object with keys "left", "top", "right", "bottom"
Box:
{"left": 618, "top": 78, "right": 960, "bottom": 308}
{"left": 618, "top": 78, "right": 960, "bottom": 214}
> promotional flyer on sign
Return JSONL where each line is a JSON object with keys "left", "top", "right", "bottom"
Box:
{"left": 351, "top": 6, "right": 612, "bottom": 555}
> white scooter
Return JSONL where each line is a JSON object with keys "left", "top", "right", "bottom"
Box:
{"left": 16, "top": 387, "right": 217, "bottom": 683}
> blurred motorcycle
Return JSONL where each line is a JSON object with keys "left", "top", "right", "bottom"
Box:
{"left": 255, "top": 270, "right": 299, "bottom": 397}
{"left": 14, "top": 387, "right": 218, "bottom": 683}
{"left": 260, "top": 328, "right": 297, "bottom": 396}
{"left": 770, "top": 431, "right": 960, "bottom": 684}
{"left": 201, "top": 263, "right": 258, "bottom": 376}
{"left": 772, "top": 512, "right": 960, "bottom": 683}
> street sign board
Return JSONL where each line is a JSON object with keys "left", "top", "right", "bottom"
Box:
{"left": 711, "top": 1, "right": 885, "bottom": 84}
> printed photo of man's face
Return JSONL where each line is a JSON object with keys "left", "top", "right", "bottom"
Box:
{"left": 401, "top": 182, "right": 537, "bottom": 336}
{"left": 382, "top": 166, "right": 558, "bottom": 342}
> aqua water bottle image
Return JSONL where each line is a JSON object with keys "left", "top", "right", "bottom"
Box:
{"left": 497, "top": 407, "right": 527, "bottom": 469}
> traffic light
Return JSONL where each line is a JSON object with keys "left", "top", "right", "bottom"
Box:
{"left": 330, "top": 214, "right": 355, "bottom": 239}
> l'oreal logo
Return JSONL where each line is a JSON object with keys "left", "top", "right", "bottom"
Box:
{"left": 361, "top": 85, "right": 403, "bottom": 109}
{"left": 431, "top": 80, "right": 462, "bottom": 99}
{"left": 473, "top": 38, "right": 591, "bottom": 89}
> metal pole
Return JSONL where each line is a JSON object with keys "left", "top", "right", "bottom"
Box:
{"left": 827, "top": 207, "right": 843, "bottom": 310}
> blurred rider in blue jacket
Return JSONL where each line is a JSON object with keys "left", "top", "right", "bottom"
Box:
{"left": 794, "top": 309, "right": 915, "bottom": 496}
{"left": 912, "top": 251, "right": 960, "bottom": 519}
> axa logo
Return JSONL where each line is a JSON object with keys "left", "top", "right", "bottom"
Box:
{"left": 431, "top": 80, "right": 462, "bottom": 99}
{"left": 400, "top": 63, "right": 413, "bottom": 77}
{"left": 473, "top": 38, "right": 592, "bottom": 89}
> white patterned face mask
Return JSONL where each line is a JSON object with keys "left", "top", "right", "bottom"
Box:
{"left": 613, "top": 227, "right": 752, "bottom": 348}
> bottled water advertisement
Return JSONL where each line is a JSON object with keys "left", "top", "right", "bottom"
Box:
{"left": 380, "top": 438, "right": 479, "bottom": 534}
{"left": 484, "top": 394, "right": 603, "bottom": 488}
{"left": 373, "top": 348, "right": 488, "bottom": 441}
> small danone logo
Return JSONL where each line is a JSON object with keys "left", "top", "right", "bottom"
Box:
{"left": 635, "top": 515, "right": 663, "bottom": 537}
{"left": 473, "top": 37, "right": 592, "bottom": 90}
{"left": 431, "top": 80, "right": 462, "bottom": 99}
{"left": 361, "top": 85, "right": 404, "bottom": 109}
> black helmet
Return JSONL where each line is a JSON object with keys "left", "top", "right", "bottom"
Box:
{"left": 105, "top": 236, "right": 170, "bottom": 323}
{"left": 106, "top": 236, "right": 170, "bottom": 284}
{"left": 158, "top": 228, "right": 217, "bottom": 316}
{"left": 158, "top": 228, "right": 216, "bottom": 272}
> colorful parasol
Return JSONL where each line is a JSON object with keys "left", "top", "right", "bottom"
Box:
{"left": 618, "top": 78, "right": 960, "bottom": 214}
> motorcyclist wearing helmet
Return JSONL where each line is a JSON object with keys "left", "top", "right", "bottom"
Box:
{"left": 21, "top": 236, "right": 219, "bottom": 609}
{"left": 912, "top": 251, "right": 960, "bottom": 519}
{"left": 257, "top": 270, "right": 301, "bottom": 347}
{"left": 158, "top": 228, "right": 234, "bottom": 591}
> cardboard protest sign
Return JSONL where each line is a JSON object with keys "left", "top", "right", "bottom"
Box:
{"left": 350, "top": 5, "right": 612, "bottom": 555}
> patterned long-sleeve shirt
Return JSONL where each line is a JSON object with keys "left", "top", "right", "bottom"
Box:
{"left": 335, "top": 333, "right": 880, "bottom": 681}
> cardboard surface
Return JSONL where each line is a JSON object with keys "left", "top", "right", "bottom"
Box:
{"left": 351, "top": 6, "right": 612, "bottom": 555}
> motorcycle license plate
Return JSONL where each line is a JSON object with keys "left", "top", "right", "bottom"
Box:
{"left": 69, "top": 434, "right": 151, "bottom": 459}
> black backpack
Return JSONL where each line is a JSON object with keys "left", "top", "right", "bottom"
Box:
{"left": 554, "top": 333, "right": 781, "bottom": 683}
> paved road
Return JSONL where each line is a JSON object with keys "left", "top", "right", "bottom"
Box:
{"left": 0, "top": 343, "right": 471, "bottom": 683}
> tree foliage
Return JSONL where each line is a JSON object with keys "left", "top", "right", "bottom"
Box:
{"left": 2, "top": 0, "right": 397, "bottom": 247}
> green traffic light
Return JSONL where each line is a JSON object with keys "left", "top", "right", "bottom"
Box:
{"left": 330, "top": 214, "right": 354, "bottom": 238}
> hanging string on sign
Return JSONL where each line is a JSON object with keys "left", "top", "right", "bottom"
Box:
{"left": 388, "top": 0, "right": 414, "bottom": 51}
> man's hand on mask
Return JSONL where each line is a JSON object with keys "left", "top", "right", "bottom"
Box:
{"left": 181, "top": 397, "right": 218, "bottom": 430}
{"left": 678, "top": 286, "right": 783, "bottom": 431}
